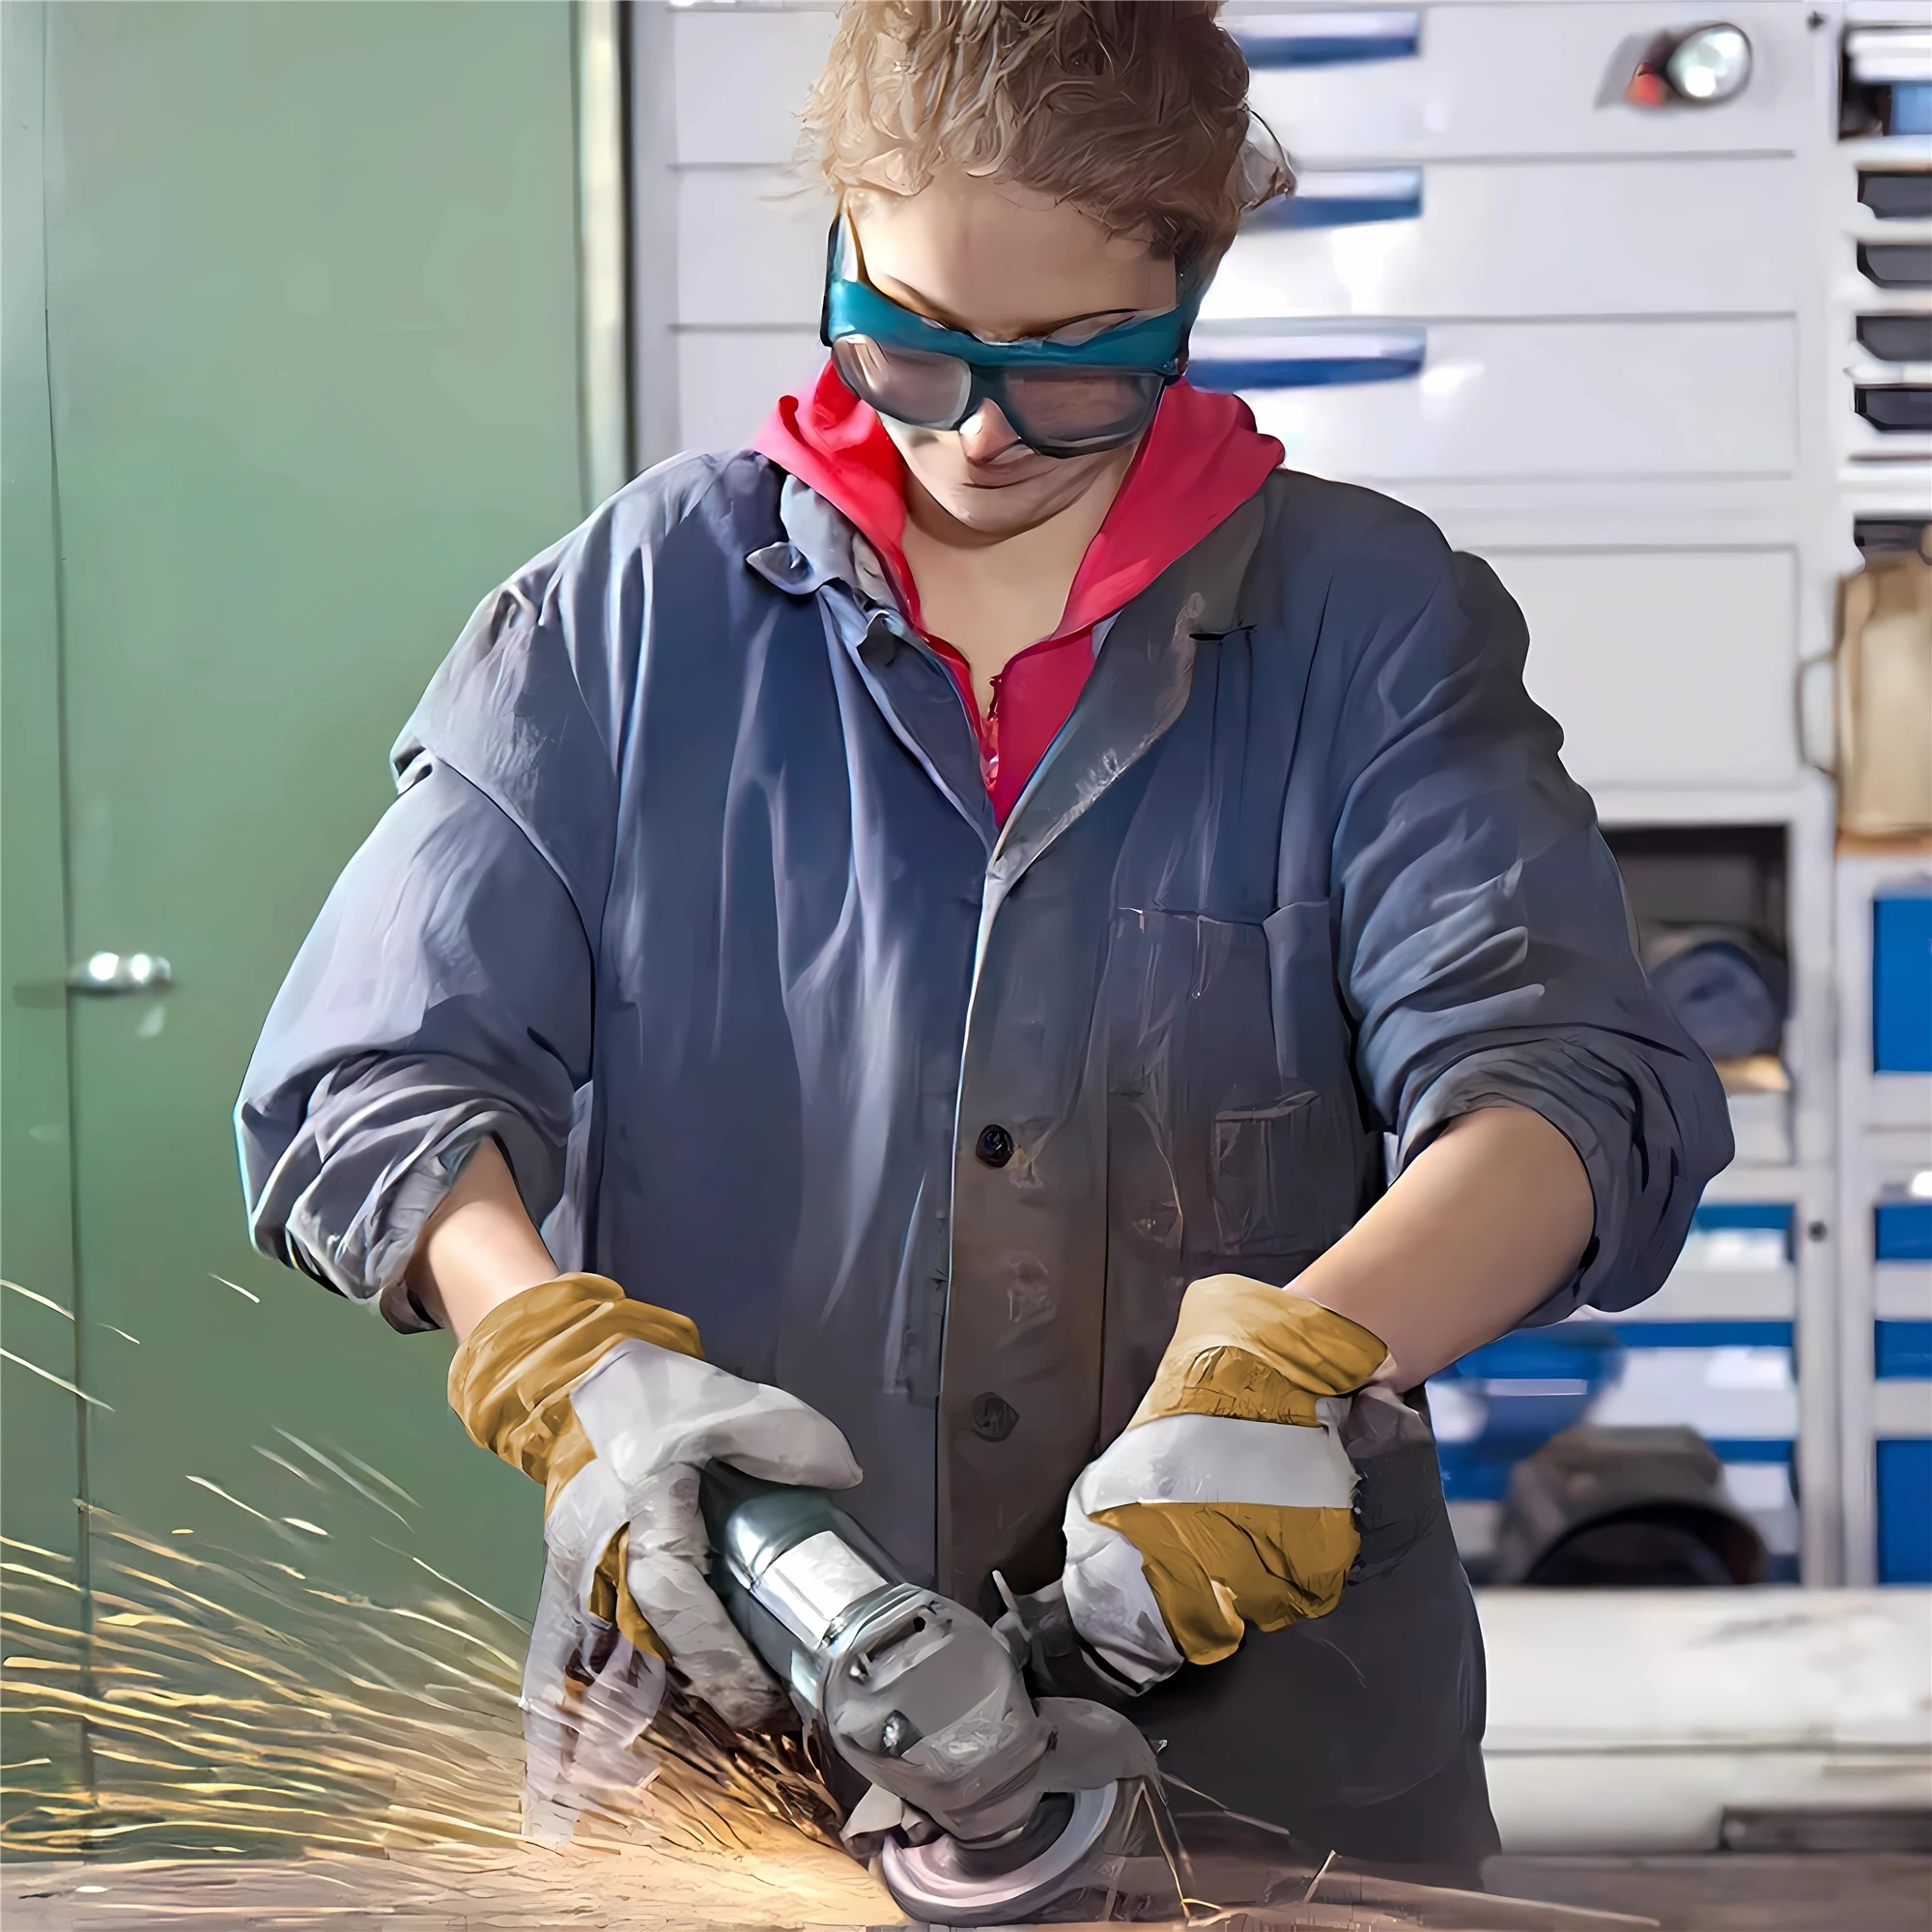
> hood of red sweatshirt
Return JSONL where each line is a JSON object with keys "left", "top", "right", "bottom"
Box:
{"left": 753, "top": 360, "right": 1282, "bottom": 642}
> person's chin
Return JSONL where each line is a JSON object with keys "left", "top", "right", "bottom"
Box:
{"left": 930, "top": 468, "right": 1066, "bottom": 530}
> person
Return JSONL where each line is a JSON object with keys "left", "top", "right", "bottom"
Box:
{"left": 238, "top": 0, "right": 1731, "bottom": 1881}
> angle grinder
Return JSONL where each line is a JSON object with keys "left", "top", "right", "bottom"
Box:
{"left": 699, "top": 1463, "right": 1186, "bottom": 1925}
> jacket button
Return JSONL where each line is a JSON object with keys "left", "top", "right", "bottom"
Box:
{"left": 971, "top": 1392, "right": 1019, "bottom": 1441}
{"left": 975, "top": 1123, "right": 1015, "bottom": 1168}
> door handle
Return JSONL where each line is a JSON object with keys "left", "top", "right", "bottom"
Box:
{"left": 1189, "top": 327, "right": 1427, "bottom": 391}
{"left": 1236, "top": 11, "right": 1421, "bottom": 68}
{"left": 68, "top": 952, "right": 174, "bottom": 995}
{"left": 1245, "top": 168, "right": 1423, "bottom": 232}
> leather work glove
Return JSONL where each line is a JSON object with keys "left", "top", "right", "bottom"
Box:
{"left": 1060, "top": 1274, "right": 1388, "bottom": 1689}
{"left": 447, "top": 1273, "right": 861, "bottom": 1832}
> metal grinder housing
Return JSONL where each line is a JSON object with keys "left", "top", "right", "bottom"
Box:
{"left": 698, "top": 1463, "right": 1183, "bottom": 1925}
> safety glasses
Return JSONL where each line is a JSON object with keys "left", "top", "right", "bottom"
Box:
{"left": 820, "top": 221, "right": 1207, "bottom": 458}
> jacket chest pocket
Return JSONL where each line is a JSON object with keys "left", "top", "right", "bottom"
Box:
{"left": 1211, "top": 1086, "right": 1355, "bottom": 1266}
{"left": 1105, "top": 903, "right": 1367, "bottom": 1278}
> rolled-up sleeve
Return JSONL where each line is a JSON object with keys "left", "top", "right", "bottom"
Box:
{"left": 237, "top": 454, "right": 729, "bottom": 1327}
{"left": 1328, "top": 534, "right": 1733, "bottom": 1323}
{"left": 236, "top": 753, "right": 594, "bottom": 1330}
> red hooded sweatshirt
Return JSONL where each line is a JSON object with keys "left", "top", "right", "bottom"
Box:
{"left": 755, "top": 363, "right": 1282, "bottom": 823}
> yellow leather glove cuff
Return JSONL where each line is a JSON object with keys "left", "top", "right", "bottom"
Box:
{"left": 447, "top": 1273, "right": 704, "bottom": 1663}
{"left": 1128, "top": 1272, "right": 1388, "bottom": 1430}
{"left": 1092, "top": 1273, "right": 1389, "bottom": 1665}
{"left": 447, "top": 1272, "right": 702, "bottom": 1505}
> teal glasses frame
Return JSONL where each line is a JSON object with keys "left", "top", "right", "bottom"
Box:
{"left": 819, "top": 221, "right": 1208, "bottom": 456}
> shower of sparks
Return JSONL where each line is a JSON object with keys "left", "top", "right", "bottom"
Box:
{"left": 0, "top": 1348, "right": 112, "bottom": 1410}
{"left": 2, "top": 1279, "right": 75, "bottom": 1319}
{"left": 1, "top": 1422, "right": 889, "bottom": 1932}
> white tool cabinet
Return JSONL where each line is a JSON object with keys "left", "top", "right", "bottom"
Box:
{"left": 624, "top": 1, "right": 1929, "bottom": 1585}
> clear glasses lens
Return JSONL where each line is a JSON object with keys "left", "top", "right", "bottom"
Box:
{"left": 832, "top": 337, "right": 972, "bottom": 429}
{"left": 1002, "top": 369, "right": 1163, "bottom": 450}
{"left": 832, "top": 337, "right": 1164, "bottom": 454}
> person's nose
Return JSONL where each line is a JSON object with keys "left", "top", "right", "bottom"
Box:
{"left": 956, "top": 398, "right": 1023, "bottom": 464}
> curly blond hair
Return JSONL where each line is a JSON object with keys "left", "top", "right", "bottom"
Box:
{"left": 801, "top": 1, "right": 1292, "bottom": 266}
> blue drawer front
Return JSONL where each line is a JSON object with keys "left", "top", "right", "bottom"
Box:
{"left": 1873, "top": 894, "right": 1932, "bottom": 1072}
{"left": 1436, "top": 1442, "right": 1514, "bottom": 1502}
{"left": 1878, "top": 1438, "right": 1932, "bottom": 1583}
{"left": 1877, "top": 1321, "right": 1932, "bottom": 1378}
{"left": 1877, "top": 1202, "right": 1932, "bottom": 1263}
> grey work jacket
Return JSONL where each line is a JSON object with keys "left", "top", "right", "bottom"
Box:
{"left": 238, "top": 451, "right": 1733, "bottom": 1605}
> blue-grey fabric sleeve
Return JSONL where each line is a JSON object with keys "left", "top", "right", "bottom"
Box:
{"left": 1326, "top": 532, "right": 1733, "bottom": 1323}
{"left": 236, "top": 453, "right": 730, "bottom": 1328}
{"left": 235, "top": 756, "right": 593, "bottom": 1329}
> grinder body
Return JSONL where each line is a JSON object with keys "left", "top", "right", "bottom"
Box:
{"left": 699, "top": 1464, "right": 1183, "bottom": 1924}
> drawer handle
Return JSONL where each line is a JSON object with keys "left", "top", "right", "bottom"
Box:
{"left": 1236, "top": 11, "right": 1420, "bottom": 68}
{"left": 1859, "top": 170, "right": 1932, "bottom": 222}
{"left": 1189, "top": 327, "right": 1426, "bottom": 392}
{"left": 1858, "top": 314, "right": 1932, "bottom": 365}
{"left": 1245, "top": 168, "right": 1422, "bottom": 232}
{"left": 1856, "top": 385, "right": 1932, "bottom": 435}
{"left": 1859, "top": 242, "right": 1932, "bottom": 291}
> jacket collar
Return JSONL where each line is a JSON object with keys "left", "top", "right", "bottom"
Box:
{"left": 746, "top": 467, "right": 1269, "bottom": 880}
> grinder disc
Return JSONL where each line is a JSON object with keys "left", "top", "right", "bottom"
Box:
{"left": 877, "top": 1782, "right": 1118, "bottom": 1926}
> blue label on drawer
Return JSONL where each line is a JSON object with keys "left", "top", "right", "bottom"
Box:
{"left": 1877, "top": 1202, "right": 1932, "bottom": 1263}
{"left": 1873, "top": 894, "right": 1932, "bottom": 1073}
{"left": 1692, "top": 1203, "right": 1796, "bottom": 1234}
{"left": 1878, "top": 1438, "right": 1932, "bottom": 1583}
{"left": 1609, "top": 1321, "right": 1795, "bottom": 1349}
{"left": 1708, "top": 1437, "right": 1795, "bottom": 1463}
{"left": 1892, "top": 84, "right": 1932, "bottom": 139}
{"left": 1236, "top": 17, "right": 1421, "bottom": 68}
{"left": 1877, "top": 1321, "right": 1932, "bottom": 1378}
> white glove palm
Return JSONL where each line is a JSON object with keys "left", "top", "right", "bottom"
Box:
{"left": 447, "top": 1274, "right": 859, "bottom": 1842}
{"left": 539, "top": 1335, "right": 861, "bottom": 1726}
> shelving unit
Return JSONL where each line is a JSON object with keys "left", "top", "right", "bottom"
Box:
{"left": 626, "top": 1, "right": 1929, "bottom": 1587}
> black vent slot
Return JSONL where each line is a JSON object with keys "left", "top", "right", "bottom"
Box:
{"left": 1860, "top": 171, "right": 1932, "bottom": 221}
{"left": 1859, "top": 314, "right": 1932, "bottom": 364}
{"left": 1860, "top": 242, "right": 1932, "bottom": 291}
{"left": 1856, "top": 385, "right": 1932, "bottom": 434}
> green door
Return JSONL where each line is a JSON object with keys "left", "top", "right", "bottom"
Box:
{"left": 5, "top": 2, "right": 592, "bottom": 1821}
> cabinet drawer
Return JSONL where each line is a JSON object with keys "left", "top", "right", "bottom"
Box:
{"left": 678, "top": 328, "right": 823, "bottom": 454}
{"left": 1205, "top": 157, "right": 1799, "bottom": 321}
{"left": 1237, "top": 2, "right": 1811, "bottom": 161}
{"left": 677, "top": 171, "right": 831, "bottom": 328}
{"left": 670, "top": 6, "right": 835, "bottom": 167}
{"left": 1203, "top": 318, "right": 1795, "bottom": 482}
{"left": 1485, "top": 549, "right": 1800, "bottom": 792}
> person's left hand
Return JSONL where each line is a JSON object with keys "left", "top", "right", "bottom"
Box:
{"left": 1059, "top": 1274, "right": 1388, "bottom": 1688}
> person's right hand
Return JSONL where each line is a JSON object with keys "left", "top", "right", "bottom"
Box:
{"left": 447, "top": 1273, "right": 861, "bottom": 1739}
